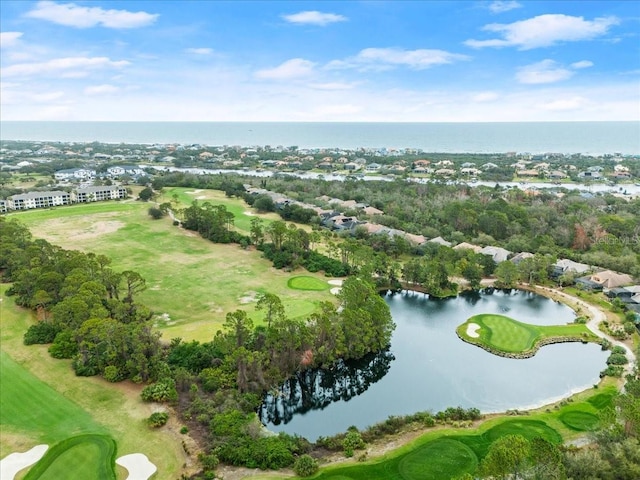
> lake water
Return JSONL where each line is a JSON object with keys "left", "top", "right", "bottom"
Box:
{"left": 260, "top": 290, "right": 608, "bottom": 441}
{"left": 1, "top": 121, "right": 638, "bottom": 155}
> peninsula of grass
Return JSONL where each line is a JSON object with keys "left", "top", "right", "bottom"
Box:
{"left": 287, "top": 275, "right": 331, "bottom": 291}
{"left": 23, "top": 434, "right": 117, "bottom": 480}
{"left": 456, "top": 313, "right": 600, "bottom": 358}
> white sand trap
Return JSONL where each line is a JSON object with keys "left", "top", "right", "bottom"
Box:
{"left": 243, "top": 210, "right": 256, "bottom": 216}
{"left": 330, "top": 287, "right": 342, "bottom": 295}
{"left": 1, "top": 444, "right": 48, "bottom": 480}
{"left": 466, "top": 323, "right": 481, "bottom": 338}
{"left": 328, "top": 279, "right": 344, "bottom": 286}
{"left": 116, "top": 453, "right": 157, "bottom": 480}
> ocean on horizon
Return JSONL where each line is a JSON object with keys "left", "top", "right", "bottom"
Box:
{"left": 1, "top": 121, "right": 638, "bottom": 155}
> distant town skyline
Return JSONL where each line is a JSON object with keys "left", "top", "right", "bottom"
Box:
{"left": 1, "top": 1, "right": 638, "bottom": 122}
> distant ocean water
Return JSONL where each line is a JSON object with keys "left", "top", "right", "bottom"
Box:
{"left": 1, "top": 121, "right": 639, "bottom": 155}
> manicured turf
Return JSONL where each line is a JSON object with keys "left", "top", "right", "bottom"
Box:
{"left": 312, "top": 419, "right": 561, "bottom": 480}
{"left": 23, "top": 434, "right": 117, "bottom": 480}
{"left": 0, "top": 284, "right": 184, "bottom": 479}
{"left": 11, "top": 196, "right": 335, "bottom": 341}
{"left": 457, "top": 313, "right": 598, "bottom": 355}
{"left": 0, "top": 351, "right": 108, "bottom": 443}
{"left": 558, "top": 411, "right": 600, "bottom": 431}
{"left": 287, "top": 275, "right": 331, "bottom": 291}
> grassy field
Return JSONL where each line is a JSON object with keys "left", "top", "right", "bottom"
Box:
{"left": 249, "top": 385, "right": 616, "bottom": 480}
{"left": 10, "top": 194, "right": 336, "bottom": 342}
{"left": 23, "top": 434, "right": 117, "bottom": 480}
{"left": 0, "top": 284, "right": 185, "bottom": 480}
{"left": 457, "top": 313, "right": 599, "bottom": 355}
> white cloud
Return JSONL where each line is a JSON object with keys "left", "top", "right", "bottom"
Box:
{"left": 2, "top": 56, "right": 130, "bottom": 78}
{"left": 185, "top": 47, "right": 213, "bottom": 55}
{"left": 25, "top": 1, "right": 158, "bottom": 29}
{"left": 488, "top": 1, "right": 522, "bottom": 14}
{"left": 465, "top": 14, "right": 619, "bottom": 50}
{"left": 516, "top": 59, "right": 573, "bottom": 84}
{"left": 255, "top": 58, "right": 316, "bottom": 80}
{"left": 309, "top": 82, "right": 357, "bottom": 90}
{"left": 328, "top": 48, "right": 469, "bottom": 71}
{"left": 32, "top": 91, "right": 65, "bottom": 101}
{"left": 539, "top": 97, "right": 588, "bottom": 111}
{"left": 571, "top": 60, "right": 594, "bottom": 69}
{"left": 472, "top": 91, "right": 500, "bottom": 102}
{"left": 84, "top": 84, "right": 119, "bottom": 95}
{"left": 0, "top": 32, "right": 23, "bottom": 48}
{"left": 282, "top": 11, "right": 347, "bottom": 26}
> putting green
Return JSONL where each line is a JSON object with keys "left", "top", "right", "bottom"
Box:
{"left": 399, "top": 438, "right": 477, "bottom": 479}
{"left": 287, "top": 275, "right": 331, "bottom": 291}
{"left": 23, "top": 434, "right": 116, "bottom": 480}
{"left": 457, "top": 313, "right": 596, "bottom": 356}
{"left": 559, "top": 411, "right": 600, "bottom": 431}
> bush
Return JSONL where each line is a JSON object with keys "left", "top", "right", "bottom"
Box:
{"left": 48, "top": 330, "right": 77, "bottom": 358}
{"left": 141, "top": 378, "right": 178, "bottom": 403}
{"left": 293, "top": 454, "right": 319, "bottom": 477}
{"left": 147, "top": 411, "right": 169, "bottom": 428}
{"left": 343, "top": 431, "right": 365, "bottom": 458}
{"left": 24, "top": 322, "right": 61, "bottom": 345}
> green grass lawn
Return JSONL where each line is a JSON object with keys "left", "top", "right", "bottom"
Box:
{"left": 287, "top": 276, "right": 331, "bottom": 291}
{"left": 0, "top": 351, "right": 108, "bottom": 445}
{"left": 0, "top": 284, "right": 184, "bottom": 480}
{"left": 457, "top": 313, "right": 599, "bottom": 356}
{"left": 23, "top": 434, "right": 117, "bottom": 480}
{"left": 10, "top": 196, "right": 335, "bottom": 342}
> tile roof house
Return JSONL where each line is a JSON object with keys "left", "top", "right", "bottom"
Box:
{"left": 589, "top": 270, "right": 634, "bottom": 289}
{"left": 480, "top": 246, "right": 511, "bottom": 263}
{"left": 453, "top": 242, "right": 483, "bottom": 253}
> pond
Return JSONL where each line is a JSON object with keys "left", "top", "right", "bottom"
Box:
{"left": 260, "top": 290, "right": 609, "bottom": 441}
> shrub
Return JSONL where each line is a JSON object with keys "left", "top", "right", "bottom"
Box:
{"left": 293, "top": 454, "right": 319, "bottom": 477}
{"left": 48, "top": 330, "right": 78, "bottom": 358}
{"left": 24, "top": 322, "right": 61, "bottom": 345}
{"left": 180, "top": 426, "right": 189, "bottom": 434}
{"left": 148, "top": 411, "right": 169, "bottom": 428}
{"left": 343, "top": 431, "right": 365, "bottom": 457}
{"left": 141, "top": 378, "right": 178, "bottom": 403}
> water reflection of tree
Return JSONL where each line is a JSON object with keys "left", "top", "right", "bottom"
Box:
{"left": 260, "top": 348, "right": 395, "bottom": 426}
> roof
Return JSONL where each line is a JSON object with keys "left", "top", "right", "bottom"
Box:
{"left": 480, "top": 246, "right": 511, "bottom": 263}
{"left": 590, "top": 270, "right": 634, "bottom": 289}
{"left": 9, "top": 190, "right": 70, "bottom": 200}
{"left": 453, "top": 242, "right": 482, "bottom": 253}
{"left": 554, "top": 259, "right": 591, "bottom": 274}
{"left": 427, "top": 236, "right": 452, "bottom": 247}
{"left": 510, "top": 252, "right": 534, "bottom": 264}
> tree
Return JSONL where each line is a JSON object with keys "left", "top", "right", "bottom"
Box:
{"left": 138, "top": 187, "right": 154, "bottom": 201}
{"left": 256, "top": 292, "right": 285, "bottom": 329}
{"left": 479, "top": 434, "right": 530, "bottom": 479}
{"left": 494, "top": 261, "right": 519, "bottom": 289}
{"left": 250, "top": 217, "right": 265, "bottom": 246}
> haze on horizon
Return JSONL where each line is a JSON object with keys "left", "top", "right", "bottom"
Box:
{"left": 1, "top": 1, "right": 639, "bottom": 123}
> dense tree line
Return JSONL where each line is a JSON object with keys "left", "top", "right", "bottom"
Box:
{"left": 150, "top": 171, "right": 640, "bottom": 277}
{"left": 1, "top": 218, "right": 165, "bottom": 382}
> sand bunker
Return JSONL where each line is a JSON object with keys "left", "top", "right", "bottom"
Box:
{"left": 330, "top": 287, "right": 342, "bottom": 295}
{"left": 328, "top": 279, "right": 344, "bottom": 286}
{"left": 1, "top": 444, "right": 48, "bottom": 480}
{"left": 466, "top": 323, "right": 481, "bottom": 338}
{"left": 116, "top": 453, "right": 157, "bottom": 480}
{"left": 243, "top": 210, "right": 256, "bottom": 216}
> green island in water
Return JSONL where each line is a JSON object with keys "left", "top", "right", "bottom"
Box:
{"left": 456, "top": 313, "right": 602, "bottom": 359}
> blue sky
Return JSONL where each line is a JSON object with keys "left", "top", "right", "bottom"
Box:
{"left": 1, "top": 1, "right": 638, "bottom": 122}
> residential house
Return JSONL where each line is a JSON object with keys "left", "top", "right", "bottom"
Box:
{"left": 480, "top": 246, "right": 511, "bottom": 263}
{"left": 54, "top": 168, "right": 96, "bottom": 181}
{"left": 589, "top": 270, "right": 634, "bottom": 289}
{"left": 510, "top": 252, "right": 534, "bottom": 265}
{"left": 427, "top": 236, "right": 452, "bottom": 247}
{"left": 453, "top": 242, "right": 482, "bottom": 253}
